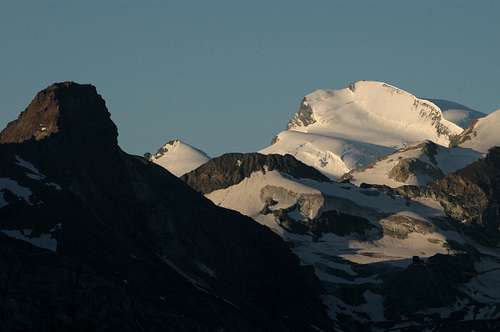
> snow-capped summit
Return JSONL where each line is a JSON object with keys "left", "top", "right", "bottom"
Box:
{"left": 262, "top": 81, "right": 464, "bottom": 179}
{"left": 149, "top": 139, "right": 209, "bottom": 176}
{"left": 456, "top": 109, "right": 500, "bottom": 153}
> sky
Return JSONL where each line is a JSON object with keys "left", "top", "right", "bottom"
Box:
{"left": 1, "top": 1, "right": 499, "bottom": 156}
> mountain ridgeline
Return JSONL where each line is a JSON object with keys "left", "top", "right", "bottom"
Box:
{"left": 3, "top": 79, "right": 500, "bottom": 332}
{"left": 0, "top": 82, "right": 332, "bottom": 332}
{"left": 181, "top": 152, "right": 330, "bottom": 194}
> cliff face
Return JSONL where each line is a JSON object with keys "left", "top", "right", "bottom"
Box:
{"left": 426, "top": 147, "right": 500, "bottom": 230}
{"left": 181, "top": 152, "right": 330, "bottom": 194}
{"left": 0, "top": 82, "right": 117, "bottom": 148}
{"left": 0, "top": 82, "right": 331, "bottom": 332}
{"left": 396, "top": 147, "right": 500, "bottom": 243}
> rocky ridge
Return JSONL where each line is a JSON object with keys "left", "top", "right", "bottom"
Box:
{"left": 0, "top": 82, "right": 331, "bottom": 332}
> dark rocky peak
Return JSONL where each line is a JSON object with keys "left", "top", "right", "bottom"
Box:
{"left": 181, "top": 152, "right": 330, "bottom": 194}
{"left": 0, "top": 82, "right": 117, "bottom": 150}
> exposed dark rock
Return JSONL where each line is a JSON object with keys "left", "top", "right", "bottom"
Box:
{"left": 0, "top": 82, "right": 117, "bottom": 150}
{"left": 383, "top": 253, "right": 476, "bottom": 320}
{"left": 269, "top": 204, "right": 310, "bottom": 235}
{"left": 419, "top": 140, "right": 439, "bottom": 165}
{"left": 0, "top": 82, "right": 332, "bottom": 332}
{"left": 380, "top": 214, "right": 435, "bottom": 239}
{"left": 287, "top": 98, "right": 316, "bottom": 129}
{"left": 396, "top": 149, "right": 500, "bottom": 245}
{"left": 181, "top": 152, "right": 330, "bottom": 194}
{"left": 449, "top": 119, "right": 480, "bottom": 147}
{"left": 313, "top": 210, "right": 377, "bottom": 238}
{"left": 387, "top": 158, "right": 444, "bottom": 183}
{"left": 424, "top": 147, "right": 500, "bottom": 233}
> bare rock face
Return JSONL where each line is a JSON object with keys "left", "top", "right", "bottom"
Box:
{"left": 396, "top": 147, "right": 500, "bottom": 243}
{"left": 0, "top": 82, "right": 332, "bottom": 332}
{"left": 0, "top": 82, "right": 118, "bottom": 150}
{"left": 426, "top": 147, "right": 500, "bottom": 230}
{"left": 287, "top": 98, "right": 317, "bottom": 129}
{"left": 383, "top": 253, "right": 477, "bottom": 320}
{"left": 380, "top": 215, "right": 435, "bottom": 239}
{"left": 387, "top": 158, "right": 444, "bottom": 183}
{"left": 449, "top": 118, "right": 480, "bottom": 147}
{"left": 181, "top": 152, "right": 330, "bottom": 194}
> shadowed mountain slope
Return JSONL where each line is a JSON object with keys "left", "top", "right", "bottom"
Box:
{"left": 0, "top": 82, "right": 331, "bottom": 332}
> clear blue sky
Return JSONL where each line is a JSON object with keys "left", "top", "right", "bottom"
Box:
{"left": 1, "top": 1, "right": 499, "bottom": 156}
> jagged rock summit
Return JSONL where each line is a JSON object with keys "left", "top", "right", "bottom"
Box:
{"left": 0, "top": 82, "right": 118, "bottom": 150}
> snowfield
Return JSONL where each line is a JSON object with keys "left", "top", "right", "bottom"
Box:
{"left": 1, "top": 228, "right": 58, "bottom": 252}
{"left": 0, "top": 177, "right": 33, "bottom": 207}
{"left": 204, "top": 167, "right": 500, "bottom": 327}
{"left": 207, "top": 168, "right": 453, "bottom": 267}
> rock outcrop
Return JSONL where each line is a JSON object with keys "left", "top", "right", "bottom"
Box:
{"left": 426, "top": 147, "right": 500, "bottom": 230}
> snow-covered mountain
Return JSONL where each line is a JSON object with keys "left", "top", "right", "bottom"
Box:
{"left": 343, "top": 141, "right": 481, "bottom": 188}
{"left": 429, "top": 98, "right": 485, "bottom": 128}
{"left": 6, "top": 80, "right": 500, "bottom": 331}
{"left": 149, "top": 139, "right": 209, "bottom": 176}
{"left": 455, "top": 109, "right": 500, "bottom": 153}
{"left": 143, "top": 79, "right": 500, "bottom": 330}
{"left": 261, "top": 81, "right": 463, "bottom": 179}
{"left": 182, "top": 152, "right": 500, "bottom": 330}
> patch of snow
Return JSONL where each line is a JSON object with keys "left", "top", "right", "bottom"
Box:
{"left": 46, "top": 182, "right": 62, "bottom": 190}
{"left": 0, "top": 178, "right": 33, "bottom": 207}
{"left": 196, "top": 261, "right": 217, "bottom": 278}
{"left": 26, "top": 173, "right": 45, "bottom": 181}
{"left": 1, "top": 229, "right": 57, "bottom": 252}
{"left": 15, "top": 155, "right": 43, "bottom": 176}
{"left": 14, "top": 156, "right": 62, "bottom": 190}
